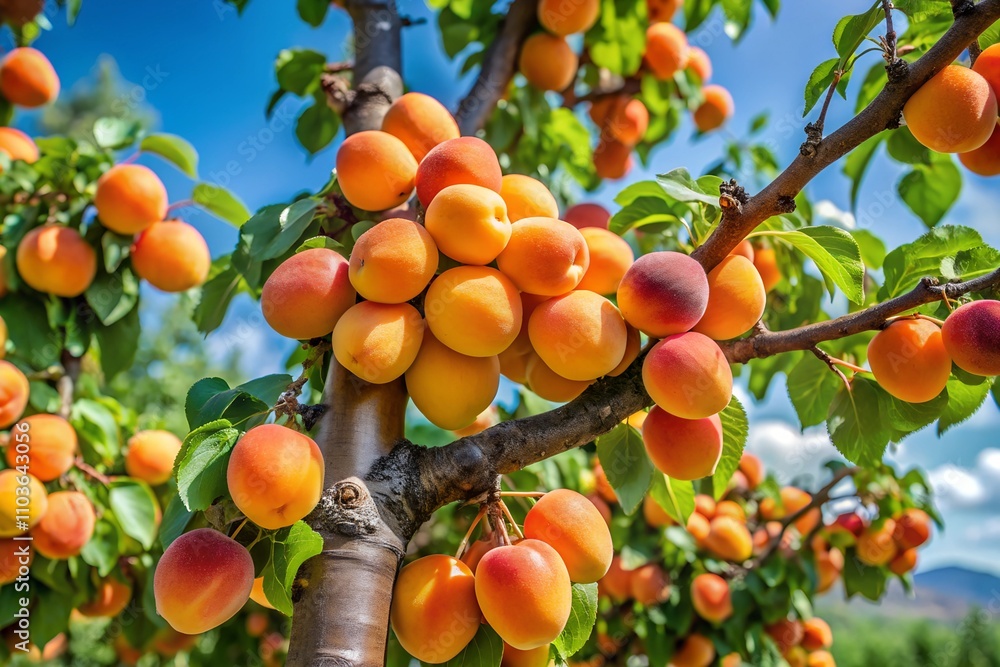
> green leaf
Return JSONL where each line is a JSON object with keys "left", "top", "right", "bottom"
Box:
{"left": 275, "top": 49, "right": 327, "bottom": 96}
{"left": 174, "top": 420, "right": 241, "bottom": 511}
{"left": 585, "top": 0, "right": 647, "bottom": 76}
{"left": 851, "top": 229, "right": 887, "bottom": 269}
{"left": 297, "top": 0, "right": 330, "bottom": 26}
{"left": 827, "top": 378, "right": 891, "bottom": 467}
{"left": 803, "top": 58, "right": 839, "bottom": 117}
{"left": 938, "top": 377, "right": 992, "bottom": 435}
{"left": 262, "top": 521, "right": 324, "bottom": 616}
{"left": 943, "top": 245, "right": 1000, "bottom": 283}
{"left": 193, "top": 265, "right": 245, "bottom": 333}
{"left": 758, "top": 226, "right": 865, "bottom": 304}
{"left": 886, "top": 127, "right": 931, "bottom": 165}
{"left": 787, "top": 352, "right": 844, "bottom": 430}
{"left": 898, "top": 156, "right": 962, "bottom": 228}
{"left": 93, "top": 304, "right": 140, "bottom": 381}
{"left": 140, "top": 133, "right": 199, "bottom": 177}
{"left": 882, "top": 384, "right": 948, "bottom": 435}
{"left": 297, "top": 236, "right": 346, "bottom": 253}
{"left": 85, "top": 267, "right": 139, "bottom": 325}
{"left": 101, "top": 232, "right": 132, "bottom": 272}
{"left": 656, "top": 168, "right": 721, "bottom": 206}
{"left": 713, "top": 396, "right": 748, "bottom": 499}
{"left": 70, "top": 399, "right": 120, "bottom": 464}
{"left": 33, "top": 586, "right": 75, "bottom": 650}
{"left": 832, "top": 3, "right": 884, "bottom": 63}
{"left": 192, "top": 182, "right": 251, "bottom": 226}
{"left": 188, "top": 374, "right": 290, "bottom": 429}
{"left": 608, "top": 196, "right": 681, "bottom": 235}
{"left": 93, "top": 117, "right": 142, "bottom": 149}
{"left": 843, "top": 132, "right": 886, "bottom": 210}
{"left": 81, "top": 518, "right": 121, "bottom": 577}
{"left": 649, "top": 473, "right": 695, "bottom": 525}
{"left": 186, "top": 377, "right": 232, "bottom": 429}
{"left": 553, "top": 583, "right": 599, "bottom": 657}
{"left": 109, "top": 479, "right": 159, "bottom": 550}
{"left": 842, "top": 555, "right": 887, "bottom": 601}
{"left": 296, "top": 98, "right": 341, "bottom": 153}
{"left": 596, "top": 423, "right": 653, "bottom": 515}
{"left": 159, "top": 494, "right": 195, "bottom": 550}
{"left": 880, "top": 225, "right": 982, "bottom": 299}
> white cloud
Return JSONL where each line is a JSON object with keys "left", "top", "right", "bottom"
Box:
{"left": 927, "top": 457, "right": 995, "bottom": 509}
{"left": 813, "top": 199, "right": 857, "bottom": 230}
{"left": 966, "top": 517, "right": 1000, "bottom": 544}
{"left": 746, "top": 420, "right": 841, "bottom": 488}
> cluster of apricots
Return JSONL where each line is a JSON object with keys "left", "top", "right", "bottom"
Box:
{"left": 585, "top": 451, "right": 934, "bottom": 667}
{"left": 390, "top": 488, "right": 613, "bottom": 662}
{"left": 153, "top": 423, "right": 324, "bottom": 634}
{"left": 904, "top": 44, "right": 1000, "bottom": 175}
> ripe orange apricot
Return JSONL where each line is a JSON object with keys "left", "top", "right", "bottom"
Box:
{"left": 349, "top": 217, "right": 438, "bottom": 304}
{"left": 753, "top": 245, "right": 782, "bottom": 291}
{"left": 598, "top": 555, "right": 633, "bottom": 602}
{"left": 867, "top": 318, "right": 951, "bottom": 403}
{"left": 529, "top": 290, "right": 627, "bottom": 381}
{"left": 693, "top": 85, "right": 734, "bottom": 132}
{"left": 525, "top": 352, "right": 592, "bottom": 402}
{"left": 0, "top": 361, "right": 28, "bottom": 429}
{"left": 856, "top": 519, "right": 898, "bottom": 567}
{"left": 593, "top": 137, "right": 633, "bottom": 180}
{"left": 154, "top": 528, "right": 254, "bottom": 634}
{"left": 576, "top": 227, "right": 635, "bottom": 295}
{"left": 618, "top": 251, "right": 709, "bottom": 337}
{"left": 816, "top": 547, "right": 844, "bottom": 593}
{"left": 390, "top": 554, "right": 481, "bottom": 663}
{"left": 499, "top": 347, "right": 532, "bottom": 384}
{"left": 262, "top": 247, "right": 356, "bottom": 339}
{"left": 425, "top": 183, "right": 512, "bottom": 264}
{"left": 519, "top": 33, "right": 578, "bottom": 92}
{"left": 16, "top": 224, "right": 97, "bottom": 297}
{"left": 647, "top": 0, "right": 683, "bottom": 22}
{"left": 670, "top": 634, "right": 715, "bottom": 667}
{"left": 538, "top": 0, "right": 599, "bottom": 36}
{"left": 94, "top": 164, "right": 168, "bottom": 235}
{"left": 704, "top": 516, "right": 753, "bottom": 562}
{"left": 587, "top": 493, "right": 612, "bottom": 525}
{"left": 476, "top": 539, "right": 572, "bottom": 650}
{"left": 415, "top": 136, "right": 503, "bottom": 208}
{"left": 246, "top": 612, "right": 269, "bottom": 638}
{"left": 763, "top": 487, "right": 820, "bottom": 535}
{"left": 692, "top": 255, "right": 766, "bottom": 340}
{"left": 889, "top": 547, "right": 918, "bottom": 576}
{"left": 336, "top": 130, "right": 418, "bottom": 211}
{"left": 0, "top": 126, "right": 38, "bottom": 163}
{"left": 150, "top": 627, "right": 199, "bottom": 656}
{"left": 608, "top": 324, "right": 641, "bottom": 377}
{"left": 686, "top": 512, "right": 711, "bottom": 544}
{"left": 631, "top": 563, "right": 671, "bottom": 605}
{"left": 902, "top": 65, "right": 997, "bottom": 153}
{"left": 691, "top": 573, "right": 732, "bottom": 623}
{"left": 720, "top": 654, "right": 743, "bottom": 667}
{"left": 731, "top": 239, "right": 754, "bottom": 262}
{"left": 426, "top": 266, "right": 522, "bottom": 357}
{"left": 500, "top": 174, "right": 559, "bottom": 223}
{"left": 644, "top": 494, "right": 674, "bottom": 527}
{"left": 406, "top": 333, "right": 500, "bottom": 430}
{"left": 564, "top": 202, "right": 610, "bottom": 229}
{"left": 687, "top": 46, "right": 712, "bottom": 82}
{"left": 125, "top": 430, "right": 183, "bottom": 486}
{"left": 973, "top": 43, "right": 1000, "bottom": 93}
{"left": 250, "top": 577, "right": 275, "bottom": 609}
{"left": 508, "top": 292, "right": 550, "bottom": 356}
{"left": 606, "top": 98, "right": 650, "bottom": 146}
{"left": 333, "top": 301, "right": 424, "bottom": 383}
{"left": 227, "top": 424, "right": 324, "bottom": 529}
{"left": 497, "top": 217, "right": 589, "bottom": 295}
{"left": 461, "top": 536, "right": 498, "bottom": 573}
{"left": 941, "top": 300, "right": 1000, "bottom": 376}
{"left": 893, "top": 508, "right": 931, "bottom": 550}
{"left": 959, "top": 126, "right": 1000, "bottom": 176}
{"left": 0, "top": 538, "right": 31, "bottom": 585}
{"left": 0, "top": 47, "right": 58, "bottom": 107}
{"left": 643, "top": 332, "right": 733, "bottom": 419}
{"left": 589, "top": 92, "right": 625, "bottom": 127}
{"left": 6, "top": 414, "right": 76, "bottom": 482}
{"left": 131, "top": 220, "right": 211, "bottom": 292}
{"left": 766, "top": 618, "right": 804, "bottom": 652}
{"left": 694, "top": 494, "right": 717, "bottom": 519}
{"left": 645, "top": 22, "right": 690, "bottom": 80}
{"left": 642, "top": 406, "right": 723, "bottom": 480}
{"left": 32, "top": 490, "right": 95, "bottom": 559}
{"left": 807, "top": 651, "right": 836, "bottom": 667}
{"left": 594, "top": 462, "right": 617, "bottom": 504}
{"left": 738, "top": 452, "right": 764, "bottom": 488}
{"left": 380, "top": 92, "right": 460, "bottom": 162}
{"left": 523, "top": 488, "right": 614, "bottom": 583}
{"left": 0, "top": 469, "right": 46, "bottom": 537}
{"left": 501, "top": 642, "right": 551, "bottom": 667}
{"left": 79, "top": 577, "right": 132, "bottom": 617}
{"left": 801, "top": 617, "right": 833, "bottom": 651}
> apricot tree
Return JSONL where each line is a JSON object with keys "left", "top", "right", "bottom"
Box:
{"left": 2, "top": 0, "right": 1000, "bottom": 666}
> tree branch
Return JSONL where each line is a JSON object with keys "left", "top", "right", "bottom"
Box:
{"left": 455, "top": 0, "right": 539, "bottom": 135}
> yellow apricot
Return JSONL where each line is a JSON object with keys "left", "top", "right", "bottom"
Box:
{"left": 903, "top": 65, "right": 997, "bottom": 153}
{"left": 424, "top": 183, "right": 511, "bottom": 265}
{"left": 693, "top": 85, "right": 734, "bottom": 132}
{"left": 31, "top": 490, "right": 95, "bottom": 559}
{"left": 525, "top": 353, "right": 592, "bottom": 402}
{"left": 16, "top": 224, "right": 97, "bottom": 297}
{"left": 692, "top": 255, "right": 766, "bottom": 340}
{"left": 131, "top": 220, "right": 211, "bottom": 292}
{"left": 523, "top": 489, "right": 613, "bottom": 583}
{"left": 868, "top": 318, "right": 951, "bottom": 403}
{"left": 642, "top": 406, "right": 722, "bottom": 481}
{"left": 642, "top": 332, "right": 733, "bottom": 419}
{"left": 94, "top": 165, "right": 168, "bottom": 235}
{"left": 126, "top": 430, "right": 183, "bottom": 486}
{"left": 405, "top": 333, "right": 500, "bottom": 430}
{"left": 0, "top": 469, "right": 46, "bottom": 537}
{"left": 333, "top": 301, "right": 424, "bottom": 383}
{"left": 576, "top": 227, "right": 635, "bottom": 295}
{"left": 497, "top": 217, "right": 590, "bottom": 295}
{"left": 336, "top": 130, "right": 418, "bottom": 211}
{"left": 380, "top": 92, "right": 460, "bottom": 162}
{"left": 519, "top": 33, "right": 578, "bottom": 92}
{"left": 500, "top": 174, "right": 559, "bottom": 223}
{"left": 6, "top": 414, "right": 76, "bottom": 482}
{"left": 425, "top": 266, "right": 522, "bottom": 357}
{"left": 528, "top": 290, "right": 628, "bottom": 381}
{"left": 645, "top": 22, "right": 690, "bottom": 80}
{"left": 349, "top": 218, "right": 438, "bottom": 304}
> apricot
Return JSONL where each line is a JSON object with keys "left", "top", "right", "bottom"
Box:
{"left": 6, "top": 414, "right": 76, "bottom": 482}
{"left": 766, "top": 618, "right": 804, "bottom": 652}
{"left": 893, "top": 508, "right": 931, "bottom": 550}
{"left": 525, "top": 352, "right": 592, "bottom": 402}
{"left": 693, "top": 85, "right": 734, "bottom": 132}
{"left": 79, "top": 577, "right": 132, "bottom": 617}
{"left": 426, "top": 266, "right": 522, "bottom": 357}
{"left": 406, "top": 333, "right": 500, "bottom": 429}
{"left": 753, "top": 246, "right": 782, "bottom": 291}
{"left": 336, "top": 130, "right": 418, "bottom": 211}
{"left": 587, "top": 493, "right": 612, "bottom": 525}
{"left": 704, "top": 516, "right": 753, "bottom": 562}
{"left": 760, "top": 487, "right": 820, "bottom": 535}
{"left": 250, "top": 577, "right": 275, "bottom": 609}
{"left": 0, "top": 538, "right": 31, "bottom": 585}
{"left": 856, "top": 519, "right": 898, "bottom": 567}
{"left": 246, "top": 612, "right": 269, "bottom": 637}
{"left": 563, "top": 202, "right": 610, "bottom": 229}
{"left": 16, "top": 224, "right": 97, "bottom": 297}
{"left": 0, "top": 365, "right": 26, "bottom": 430}
{"left": 644, "top": 494, "right": 675, "bottom": 527}
{"left": 692, "top": 255, "right": 766, "bottom": 340}
{"left": 642, "top": 407, "right": 722, "bottom": 481}
{"left": 594, "top": 463, "right": 618, "bottom": 504}
{"left": 349, "top": 217, "right": 438, "bottom": 304}
{"left": 731, "top": 239, "right": 754, "bottom": 262}
{"left": 390, "top": 554, "right": 481, "bottom": 662}
{"left": 509, "top": 292, "right": 550, "bottom": 356}
{"left": 0, "top": 47, "right": 58, "bottom": 107}
{"left": 380, "top": 92, "right": 460, "bottom": 162}
{"left": 476, "top": 539, "right": 572, "bottom": 650}
{"left": 598, "top": 555, "right": 633, "bottom": 602}
{"left": 415, "top": 136, "right": 503, "bottom": 208}
{"left": 816, "top": 547, "right": 844, "bottom": 593}
{"left": 115, "top": 635, "right": 143, "bottom": 665}
{"left": 889, "top": 547, "right": 918, "bottom": 575}
{"left": 606, "top": 97, "right": 649, "bottom": 146}
{"left": 500, "top": 174, "right": 559, "bottom": 223}
{"left": 903, "top": 65, "right": 997, "bottom": 153}
{"left": 461, "top": 537, "right": 498, "bottom": 573}
{"left": 227, "top": 424, "right": 324, "bottom": 530}
{"left": 261, "top": 247, "right": 356, "bottom": 339}
{"left": 973, "top": 43, "right": 1000, "bottom": 93}
{"left": 784, "top": 647, "right": 808, "bottom": 667}
{"left": 497, "top": 217, "right": 589, "bottom": 295}
{"left": 154, "top": 528, "right": 254, "bottom": 634}
{"left": 93, "top": 164, "right": 168, "bottom": 235}
{"left": 0, "top": 127, "right": 38, "bottom": 163}
{"left": 868, "top": 318, "right": 951, "bottom": 403}
{"left": 529, "top": 290, "right": 627, "bottom": 380}
{"left": 593, "top": 136, "right": 633, "bottom": 180}
{"left": 715, "top": 500, "right": 746, "bottom": 522}
{"left": 738, "top": 452, "right": 764, "bottom": 488}
{"left": 333, "top": 301, "right": 424, "bottom": 383}
{"left": 801, "top": 617, "right": 833, "bottom": 651}
{"left": 589, "top": 93, "right": 624, "bottom": 127}
{"left": 618, "top": 251, "right": 709, "bottom": 337}
{"left": 959, "top": 126, "right": 1000, "bottom": 176}
{"left": 125, "top": 430, "right": 183, "bottom": 486}
{"left": 31, "top": 490, "right": 95, "bottom": 559}
{"left": 131, "top": 220, "right": 211, "bottom": 292}
{"left": 499, "top": 347, "right": 532, "bottom": 384}
{"left": 941, "top": 300, "right": 1000, "bottom": 376}
{"left": 0, "top": 469, "right": 46, "bottom": 537}
{"left": 645, "top": 22, "right": 690, "bottom": 80}
{"left": 691, "top": 573, "right": 732, "bottom": 623}
{"left": 807, "top": 651, "right": 836, "bottom": 667}
{"left": 425, "top": 184, "right": 512, "bottom": 264}
{"left": 687, "top": 46, "right": 712, "bottom": 82}
{"left": 519, "top": 33, "right": 578, "bottom": 92}
{"left": 523, "top": 488, "right": 613, "bottom": 583}
{"left": 631, "top": 563, "right": 670, "bottom": 605}
{"left": 694, "top": 494, "right": 717, "bottom": 518}
{"left": 686, "top": 511, "right": 711, "bottom": 544}
{"left": 647, "top": 0, "right": 682, "bottom": 22}
{"left": 643, "top": 332, "right": 733, "bottom": 419}
{"left": 720, "top": 655, "right": 743, "bottom": 667}
{"left": 538, "top": 0, "right": 599, "bottom": 36}
{"left": 150, "top": 627, "right": 199, "bottom": 656}
{"left": 502, "top": 642, "right": 551, "bottom": 667}
{"left": 576, "top": 227, "right": 635, "bottom": 295}
{"left": 608, "top": 324, "right": 641, "bottom": 377}
{"left": 670, "top": 634, "right": 715, "bottom": 667}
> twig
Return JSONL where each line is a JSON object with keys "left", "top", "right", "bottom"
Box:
{"left": 74, "top": 458, "right": 110, "bottom": 486}
{"left": 881, "top": 0, "right": 898, "bottom": 65}
{"left": 454, "top": 506, "right": 488, "bottom": 559}
{"left": 810, "top": 346, "right": 851, "bottom": 391}
{"left": 802, "top": 71, "right": 842, "bottom": 157}
{"left": 57, "top": 352, "right": 81, "bottom": 420}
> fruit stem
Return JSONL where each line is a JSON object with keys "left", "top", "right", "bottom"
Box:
{"left": 827, "top": 357, "right": 871, "bottom": 375}
{"left": 120, "top": 151, "right": 141, "bottom": 165}
{"left": 454, "top": 505, "right": 488, "bottom": 560}
{"left": 166, "top": 199, "right": 194, "bottom": 215}
{"left": 498, "top": 491, "right": 546, "bottom": 498}
{"left": 914, "top": 313, "right": 946, "bottom": 326}
{"left": 499, "top": 500, "right": 524, "bottom": 540}
{"left": 230, "top": 517, "right": 249, "bottom": 541}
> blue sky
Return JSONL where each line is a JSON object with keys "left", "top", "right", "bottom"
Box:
{"left": 13, "top": 1, "right": 1000, "bottom": 577}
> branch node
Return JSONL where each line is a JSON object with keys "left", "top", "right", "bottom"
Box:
{"left": 719, "top": 179, "right": 748, "bottom": 214}
{"left": 776, "top": 195, "right": 797, "bottom": 214}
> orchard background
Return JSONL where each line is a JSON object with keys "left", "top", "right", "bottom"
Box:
{"left": 1, "top": 0, "right": 1000, "bottom": 666}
